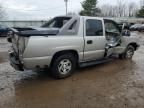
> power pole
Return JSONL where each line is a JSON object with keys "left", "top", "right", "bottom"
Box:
{"left": 64, "top": 0, "right": 68, "bottom": 15}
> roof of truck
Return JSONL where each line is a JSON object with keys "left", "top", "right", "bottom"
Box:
{"left": 82, "top": 16, "right": 107, "bottom": 20}
{"left": 56, "top": 15, "right": 111, "bottom": 21}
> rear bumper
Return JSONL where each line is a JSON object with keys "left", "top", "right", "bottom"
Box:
{"left": 9, "top": 51, "right": 24, "bottom": 71}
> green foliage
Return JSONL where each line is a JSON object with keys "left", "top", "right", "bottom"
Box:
{"left": 136, "top": 6, "right": 144, "bottom": 18}
{"left": 79, "top": 0, "right": 101, "bottom": 16}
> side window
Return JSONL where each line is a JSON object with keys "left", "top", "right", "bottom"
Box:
{"left": 86, "top": 19, "right": 103, "bottom": 36}
{"left": 69, "top": 20, "right": 77, "bottom": 30}
{"left": 104, "top": 21, "right": 120, "bottom": 35}
{"left": 63, "top": 20, "right": 69, "bottom": 25}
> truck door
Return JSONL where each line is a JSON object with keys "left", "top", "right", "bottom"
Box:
{"left": 84, "top": 18, "right": 107, "bottom": 61}
{"left": 104, "top": 19, "right": 122, "bottom": 57}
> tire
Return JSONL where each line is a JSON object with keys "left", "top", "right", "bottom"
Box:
{"left": 119, "top": 45, "right": 135, "bottom": 60}
{"left": 50, "top": 53, "right": 77, "bottom": 79}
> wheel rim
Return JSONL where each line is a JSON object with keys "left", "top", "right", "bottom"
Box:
{"left": 58, "top": 59, "right": 72, "bottom": 75}
{"left": 126, "top": 48, "right": 134, "bottom": 59}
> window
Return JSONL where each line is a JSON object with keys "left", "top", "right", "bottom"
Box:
{"left": 86, "top": 19, "right": 103, "bottom": 36}
{"left": 104, "top": 20, "right": 121, "bottom": 36}
{"left": 69, "top": 20, "right": 77, "bottom": 30}
{"left": 42, "top": 17, "right": 71, "bottom": 28}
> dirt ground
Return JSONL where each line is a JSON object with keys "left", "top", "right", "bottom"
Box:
{"left": 0, "top": 32, "right": 144, "bottom": 108}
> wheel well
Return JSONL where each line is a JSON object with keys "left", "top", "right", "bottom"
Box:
{"left": 51, "top": 50, "right": 79, "bottom": 66}
{"left": 128, "top": 43, "right": 138, "bottom": 51}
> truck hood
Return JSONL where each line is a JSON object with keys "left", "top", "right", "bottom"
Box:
{"left": 12, "top": 27, "right": 59, "bottom": 37}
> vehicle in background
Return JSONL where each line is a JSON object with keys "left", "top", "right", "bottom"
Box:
{"left": 130, "top": 24, "right": 142, "bottom": 31}
{"left": 138, "top": 24, "right": 144, "bottom": 32}
{"left": 0, "top": 24, "right": 10, "bottom": 37}
{"left": 7, "top": 16, "right": 140, "bottom": 79}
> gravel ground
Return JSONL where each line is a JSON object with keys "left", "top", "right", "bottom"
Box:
{"left": 0, "top": 32, "right": 144, "bottom": 108}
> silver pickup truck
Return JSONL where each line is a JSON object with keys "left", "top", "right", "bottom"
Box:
{"left": 7, "top": 16, "right": 140, "bottom": 79}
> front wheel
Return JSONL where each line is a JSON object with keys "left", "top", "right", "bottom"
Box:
{"left": 50, "top": 53, "right": 77, "bottom": 79}
{"left": 119, "top": 45, "right": 135, "bottom": 59}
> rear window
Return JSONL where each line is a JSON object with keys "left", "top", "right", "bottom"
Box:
{"left": 42, "top": 17, "right": 71, "bottom": 28}
{"left": 69, "top": 20, "right": 77, "bottom": 30}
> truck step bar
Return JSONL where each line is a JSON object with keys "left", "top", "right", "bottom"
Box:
{"left": 79, "top": 58, "right": 113, "bottom": 68}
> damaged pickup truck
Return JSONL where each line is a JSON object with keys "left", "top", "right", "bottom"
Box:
{"left": 7, "top": 16, "right": 140, "bottom": 79}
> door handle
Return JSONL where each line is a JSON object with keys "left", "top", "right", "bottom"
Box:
{"left": 87, "top": 40, "right": 93, "bottom": 44}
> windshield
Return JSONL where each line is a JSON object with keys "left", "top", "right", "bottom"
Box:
{"left": 42, "top": 17, "right": 71, "bottom": 28}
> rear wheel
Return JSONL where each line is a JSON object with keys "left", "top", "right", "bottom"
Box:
{"left": 51, "top": 53, "right": 77, "bottom": 79}
{"left": 119, "top": 45, "right": 135, "bottom": 59}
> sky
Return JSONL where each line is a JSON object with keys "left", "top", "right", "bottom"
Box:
{"left": 0, "top": 0, "right": 140, "bottom": 20}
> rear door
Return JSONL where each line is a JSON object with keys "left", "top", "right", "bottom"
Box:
{"left": 84, "top": 18, "right": 107, "bottom": 61}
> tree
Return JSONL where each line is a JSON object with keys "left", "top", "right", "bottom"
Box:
{"left": 79, "top": 0, "right": 101, "bottom": 16}
{"left": 140, "top": 0, "right": 144, "bottom": 7}
{"left": 100, "top": 5, "right": 119, "bottom": 17}
{"left": 67, "top": 12, "right": 77, "bottom": 16}
{"left": 128, "top": 2, "right": 137, "bottom": 17}
{"left": 0, "top": 4, "right": 7, "bottom": 20}
{"left": 100, "top": 1, "right": 138, "bottom": 17}
{"left": 136, "top": 6, "right": 144, "bottom": 17}
{"left": 117, "top": 0, "right": 126, "bottom": 17}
